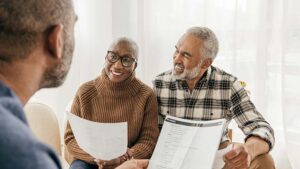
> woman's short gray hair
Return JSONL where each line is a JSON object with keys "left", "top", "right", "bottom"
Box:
{"left": 186, "top": 27, "right": 219, "bottom": 60}
{"left": 109, "top": 37, "right": 139, "bottom": 60}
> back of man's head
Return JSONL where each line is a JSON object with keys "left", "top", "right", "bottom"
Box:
{"left": 0, "top": 0, "right": 75, "bottom": 62}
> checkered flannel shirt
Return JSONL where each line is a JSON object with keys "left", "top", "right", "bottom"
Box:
{"left": 153, "top": 66, "right": 275, "bottom": 149}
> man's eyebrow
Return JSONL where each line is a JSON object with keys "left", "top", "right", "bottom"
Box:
{"left": 174, "top": 46, "right": 192, "bottom": 57}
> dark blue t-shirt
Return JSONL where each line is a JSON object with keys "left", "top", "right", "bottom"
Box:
{"left": 0, "top": 81, "right": 61, "bottom": 169}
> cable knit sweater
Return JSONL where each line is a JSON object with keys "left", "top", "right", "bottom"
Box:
{"left": 64, "top": 70, "right": 159, "bottom": 164}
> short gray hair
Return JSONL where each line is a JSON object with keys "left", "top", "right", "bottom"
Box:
{"left": 186, "top": 27, "right": 219, "bottom": 60}
{"left": 109, "top": 37, "right": 139, "bottom": 60}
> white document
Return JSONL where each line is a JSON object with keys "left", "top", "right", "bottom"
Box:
{"left": 148, "top": 115, "right": 226, "bottom": 169}
{"left": 67, "top": 112, "right": 127, "bottom": 160}
{"left": 212, "top": 143, "right": 233, "bottom": 169}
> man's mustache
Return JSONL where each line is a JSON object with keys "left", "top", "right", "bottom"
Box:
{"left": 174, "top": 63, "right": 184, "bottom": 69}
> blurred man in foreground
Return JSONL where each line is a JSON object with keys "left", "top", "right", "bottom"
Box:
{"left": 0, "top": 1, "right": 147, "bottom": 168}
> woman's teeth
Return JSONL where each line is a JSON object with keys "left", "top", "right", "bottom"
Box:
{"left": 112, "top": 71, "right": 122, "bottom": 76}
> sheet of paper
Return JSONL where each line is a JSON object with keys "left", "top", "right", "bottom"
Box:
{"left": 148, "top": 115, "right": 225, "bottom": 169}
{"left": 212, "top": 144, "right": 233, "bottom": 169}
{"left": 67, "top": 112, "right": 127, "bottom": 160}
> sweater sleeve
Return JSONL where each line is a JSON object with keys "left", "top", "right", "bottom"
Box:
{"left": 130, "top": 91, "right": 159, "bottom": 158}
{"left": 64, "top": 91, "right": 95, "bottom": 164}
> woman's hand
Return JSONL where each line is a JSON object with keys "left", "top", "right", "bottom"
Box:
{"left": 116, "top": 159, "right": 149, "bottom": 169}
{"left": 96, "top": 148, "right": 134, "bottom": 169}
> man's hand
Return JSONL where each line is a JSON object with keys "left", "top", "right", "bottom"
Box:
{"left": 223, "top": 143, "right": 252, "bottom": 169}
{"left": 116, "top": 159, "right": 149, "bottom": 169}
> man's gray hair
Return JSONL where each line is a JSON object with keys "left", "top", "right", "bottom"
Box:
{"left": 186, "top": 27, "right": 219, "bottom": 60}
{"left": 109, "top": 37, "right": 139, "bottom": 60}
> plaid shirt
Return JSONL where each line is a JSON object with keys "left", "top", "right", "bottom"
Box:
{"left": 153, "top": 66, "right": 274, "bottom": 149}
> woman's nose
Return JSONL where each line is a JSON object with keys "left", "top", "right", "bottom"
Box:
{"left": 112, "top": 59, "right": 123, "bottom": 68}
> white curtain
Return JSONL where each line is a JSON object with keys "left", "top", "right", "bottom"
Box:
{"left": 31, "top": 0, "right": 299, "bottom": 168}
{"left": 281, "top": 0, "right": 300, "bottom": 168}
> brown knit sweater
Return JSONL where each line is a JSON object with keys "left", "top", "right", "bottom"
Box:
{"left": 64, "top": 70, "right": 159, "bottom": 164}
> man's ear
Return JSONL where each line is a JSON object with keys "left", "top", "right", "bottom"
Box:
{"left": 47, "top": 24, "right": 64, "bottom": 59}
{"left": 201, "top": 58, "right": 212, "bottom": 69}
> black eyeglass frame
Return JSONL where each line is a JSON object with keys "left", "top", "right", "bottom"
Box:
{"left": 106, "top": 51, "right": 137, "bottom": 67}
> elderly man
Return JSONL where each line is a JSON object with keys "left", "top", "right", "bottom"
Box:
{"left": 153, "top": 27, "right": 275, "bottom": 169}
{"left": 0, "top": 1, "right": 148, "bottom": 169}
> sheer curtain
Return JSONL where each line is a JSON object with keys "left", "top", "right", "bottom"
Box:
{"left": 282, "top": 0, "right": 300, "bottom": 168}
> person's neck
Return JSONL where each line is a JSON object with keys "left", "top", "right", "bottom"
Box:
{"left": 0, "top": 61, "right": 42, "bottom": 106}
{"left": 186, "top": 69, "right": 207, "bottom": 92}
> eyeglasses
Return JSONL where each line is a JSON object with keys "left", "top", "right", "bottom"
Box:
{"left": 106, "top": 51, "right": 136, "bottom": 67}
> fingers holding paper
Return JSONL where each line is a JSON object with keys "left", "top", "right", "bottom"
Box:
{"left": 116, "top": 159, "right": 149, "bottom": 169}
{"left": 223, "top": 143, "right": 251, "bottom": 169}
{"left": 96, "top": 158, "right": 120, "bottom": 169}
{"left": 96, "top": 148, "right": 134, "bottom": 169}
{"left": 97, "top": 159, "right": 148, "bottom": 169}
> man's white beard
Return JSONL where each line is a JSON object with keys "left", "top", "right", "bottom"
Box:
{"left": 172, "top": 61, "right": 202, "bottom": 80}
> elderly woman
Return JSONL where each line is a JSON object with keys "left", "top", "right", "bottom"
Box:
{"left": 64, "top": 37, "right": 159, "bottom": 169}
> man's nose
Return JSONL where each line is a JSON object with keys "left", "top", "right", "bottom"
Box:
{"left": 173, "top": 52, "right": 182, "bottom": 62}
